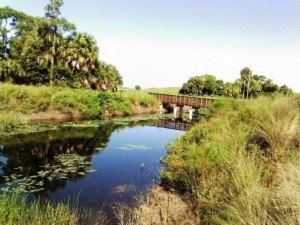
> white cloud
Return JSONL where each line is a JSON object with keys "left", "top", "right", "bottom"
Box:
{"left": 96, "top": 34, "right": 300, "bottom": 92}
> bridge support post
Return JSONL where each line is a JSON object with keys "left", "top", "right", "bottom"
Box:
{"left": 194, "top": 108, "right": 199, "bottom": 119}
{"left": 159, "top": 104, "right": 164, "bottom": 114}
{"left": 189, "top": 107, "right": 195, "bottom": 120}
{"left": 173, "top": 105, "right": 178, "bottom": 118}
{"left": 178, "top": 106, "right": 183, "bottom": 119}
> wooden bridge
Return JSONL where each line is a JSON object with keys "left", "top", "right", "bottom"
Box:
{"left": 149, "top": 93, "right": 215, "bottom": 120}
{"left": 148, "top": 93, "right": 215, "bottom": 108}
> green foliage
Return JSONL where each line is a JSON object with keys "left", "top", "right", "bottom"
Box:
{"left": 179, "top": 75, "right": 206, "bottom": 96}
{"left": 51, "top": 89, "right": 100, "bottom": 118}
{"left": 98, "top": 92, "right": 131, "bottom": 116}
{"left": 135, "top": 85, "right": 141, "bottom": 90}
{"left": 179, "top": 70, "right": 293, "bottom": 99}
{"left": 0, "top": 83, "right": 160, "bottom": 135}
{"left": 97, "top": 61, "right": 123, "bottom": 91}
{"left": 125, "top": 91, "right": 158, "bottom": 107}
{"left": 0, "top": 112, "right": 23, "bottom": 134}
{"left": 0, "top": 2, "right": 122, "bottom": 89}
{"left": 2, "top": 153, "right": 95, "bottom": 193}
{"left": 0, "top": 193, "right": 86, "bottom": 225}
{"left": 162, "top": 96, "right": 300, "bottom": 224}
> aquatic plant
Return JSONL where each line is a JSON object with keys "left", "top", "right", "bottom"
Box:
{"left": 1, "top": 154, "right": 96, "bottom": 193}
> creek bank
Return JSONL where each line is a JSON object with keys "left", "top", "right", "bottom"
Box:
{"left": 134, "top": 186, "right": 198, "bottom": 225}
{"left": 0, "top": 83, "right": 161, "bottom": 136}
{"left": 22, "top": 105, "right": 161, "bottom": 123}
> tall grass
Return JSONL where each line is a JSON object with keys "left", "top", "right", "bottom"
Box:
{"left": 0, "top": 112, "right": 23, "bottom": 133}
{"left": 161, "top": 95, "right": 300, "bottom": 224}
{"left": 0, "top": 193, "right": 88, "bottom": 225}
{"left": 124, "top": 90, "right": 158, "bottom": 107}
{"left": 0, "top": 83, "right": 100, "bottom": 118}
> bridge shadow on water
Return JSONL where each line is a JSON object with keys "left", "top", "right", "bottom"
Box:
{"left": 152, "top": 118, "right": 193, "bottom": 131}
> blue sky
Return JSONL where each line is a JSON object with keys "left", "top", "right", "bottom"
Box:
{"left": 1, "top": 0, "right": 300, "bottom": 91}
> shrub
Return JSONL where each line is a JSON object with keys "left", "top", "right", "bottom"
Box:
{"left": 98, "top": 92, "right": 131, "bottom": 117}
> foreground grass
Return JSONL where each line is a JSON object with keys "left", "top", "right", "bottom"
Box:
{"left": 161, "top": 95, "right": 300, "bottom": 224}
{"left": 0, "top": 193, "right": 87, "bottom": 225}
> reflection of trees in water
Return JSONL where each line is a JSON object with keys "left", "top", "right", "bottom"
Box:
{"left": 0, "top": 122, "right": 123, "bottom": 193}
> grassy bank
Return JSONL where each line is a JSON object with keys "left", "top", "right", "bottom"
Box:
{"left": 0, "top": 193, "right": 88, "bottom": 225}
{"left": 0, "top": 83, "right": 159, "bottom": 135}
{"left": 144, "top": 87, "right": 180, "bottom": 95}
{"left": 158, "top": 95, "right": 300, "bottom": 224}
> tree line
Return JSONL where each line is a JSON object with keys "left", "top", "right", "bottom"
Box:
{"left": 0, "top": 0, "right": 122, "bottom": 91}
{"left": 179, "top": 67, "right": 293, "bottom": 98}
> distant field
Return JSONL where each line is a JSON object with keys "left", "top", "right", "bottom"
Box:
{"left": 144, "top": 87, "right": 180, "bottom": 95}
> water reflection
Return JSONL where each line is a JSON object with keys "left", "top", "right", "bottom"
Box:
{"left": 1, "top": 121, "right": 151, "bottom": 184}
{"left": 0, "top": 119, "right": 184, "bottom": 223}
{"left": 153, "top": 118, "right": 192, "bottom": 131}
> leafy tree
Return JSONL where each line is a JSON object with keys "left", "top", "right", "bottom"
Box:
{"left": 215, "top": 79, "right": 226, "bottom": 96}
{"left": 179, "top": 69, "right": 292, "bottom": 99}
{"left": 135, "top": 85, "right": 141, "bottom": 90}
{"left": 97, "top": 62, "right": 123, "bottom": 92}
{"left": 0, "top": 1, "right": 102, "bottom": 87}
{"left": 40, "top": 0, "right": 76, "bottom": 84}
{"left": 179, "top": 75, "right": 206, "bottom": 96}
{"left": 279, "top": 85, "right": 293, "bottom": 96}
{"left": 202, "top": 74, "right": 217, "bottom": 95}
{"left": 261, "top": 78, "right": 279, "bottom": 95}
{"left": 0, "top": 7, "right": 30, "bottom": 60}
{"left": 224, "top": 80, "right": 242, "bottom": 98}
{"left": 0, "top": 7, "right": 32, "bottom": 82}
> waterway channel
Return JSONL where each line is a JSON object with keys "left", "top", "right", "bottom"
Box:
{"left": 0, "top": 118, "right": 185, "bottom": 224}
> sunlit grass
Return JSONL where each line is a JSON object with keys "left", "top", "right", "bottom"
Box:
{"left": 160, "top": 95, "right": 300, "bottom": 224}
{"left": 0, "top": 193, "right": 88, "bottom": 225}
{"left": 143, "top": 87, "right": 181, "bottom": 95}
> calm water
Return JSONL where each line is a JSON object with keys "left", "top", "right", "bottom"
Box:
{"left": 0, "top": 119, "right": 183, "bottom": 223}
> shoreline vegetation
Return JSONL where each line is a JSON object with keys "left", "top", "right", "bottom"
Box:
{"left": 0, "top": 83, "right": 159, "bottom": 136}
{"left": 0, "top": 193, "right": 87, "bottom": 225}
{"left": 111, "top": 94, "right": 300, "bottom": 225}
{"left": 155, "top": 95, "right": 300, "bottom": 225}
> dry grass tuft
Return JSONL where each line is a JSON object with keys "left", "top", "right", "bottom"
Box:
{"left": 114, "top": 186, "right": 198, "bottom": 225}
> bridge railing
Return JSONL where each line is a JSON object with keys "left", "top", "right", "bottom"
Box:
{"left": 148, "top": 93, "right": 215, "bottom": 108}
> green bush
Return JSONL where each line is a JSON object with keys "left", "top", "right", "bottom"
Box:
{"left": 98, "top": 92, "right": 131, "bottom": 117}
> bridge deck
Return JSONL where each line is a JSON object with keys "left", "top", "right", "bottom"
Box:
{"left": 149, "top": 93, "right": 215, "bottom": 108}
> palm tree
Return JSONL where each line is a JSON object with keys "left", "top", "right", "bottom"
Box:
{"left": 63, "top": 32, "right": 99, "bottom": 86}
{"left": 98, "top": 62, "right": 123, "bottom": 92}
{"left": 249, "top": 78, "right": 262, "bottom": 98}
{"left": 240, "top": 67, "right": 252, "bottom": 99}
